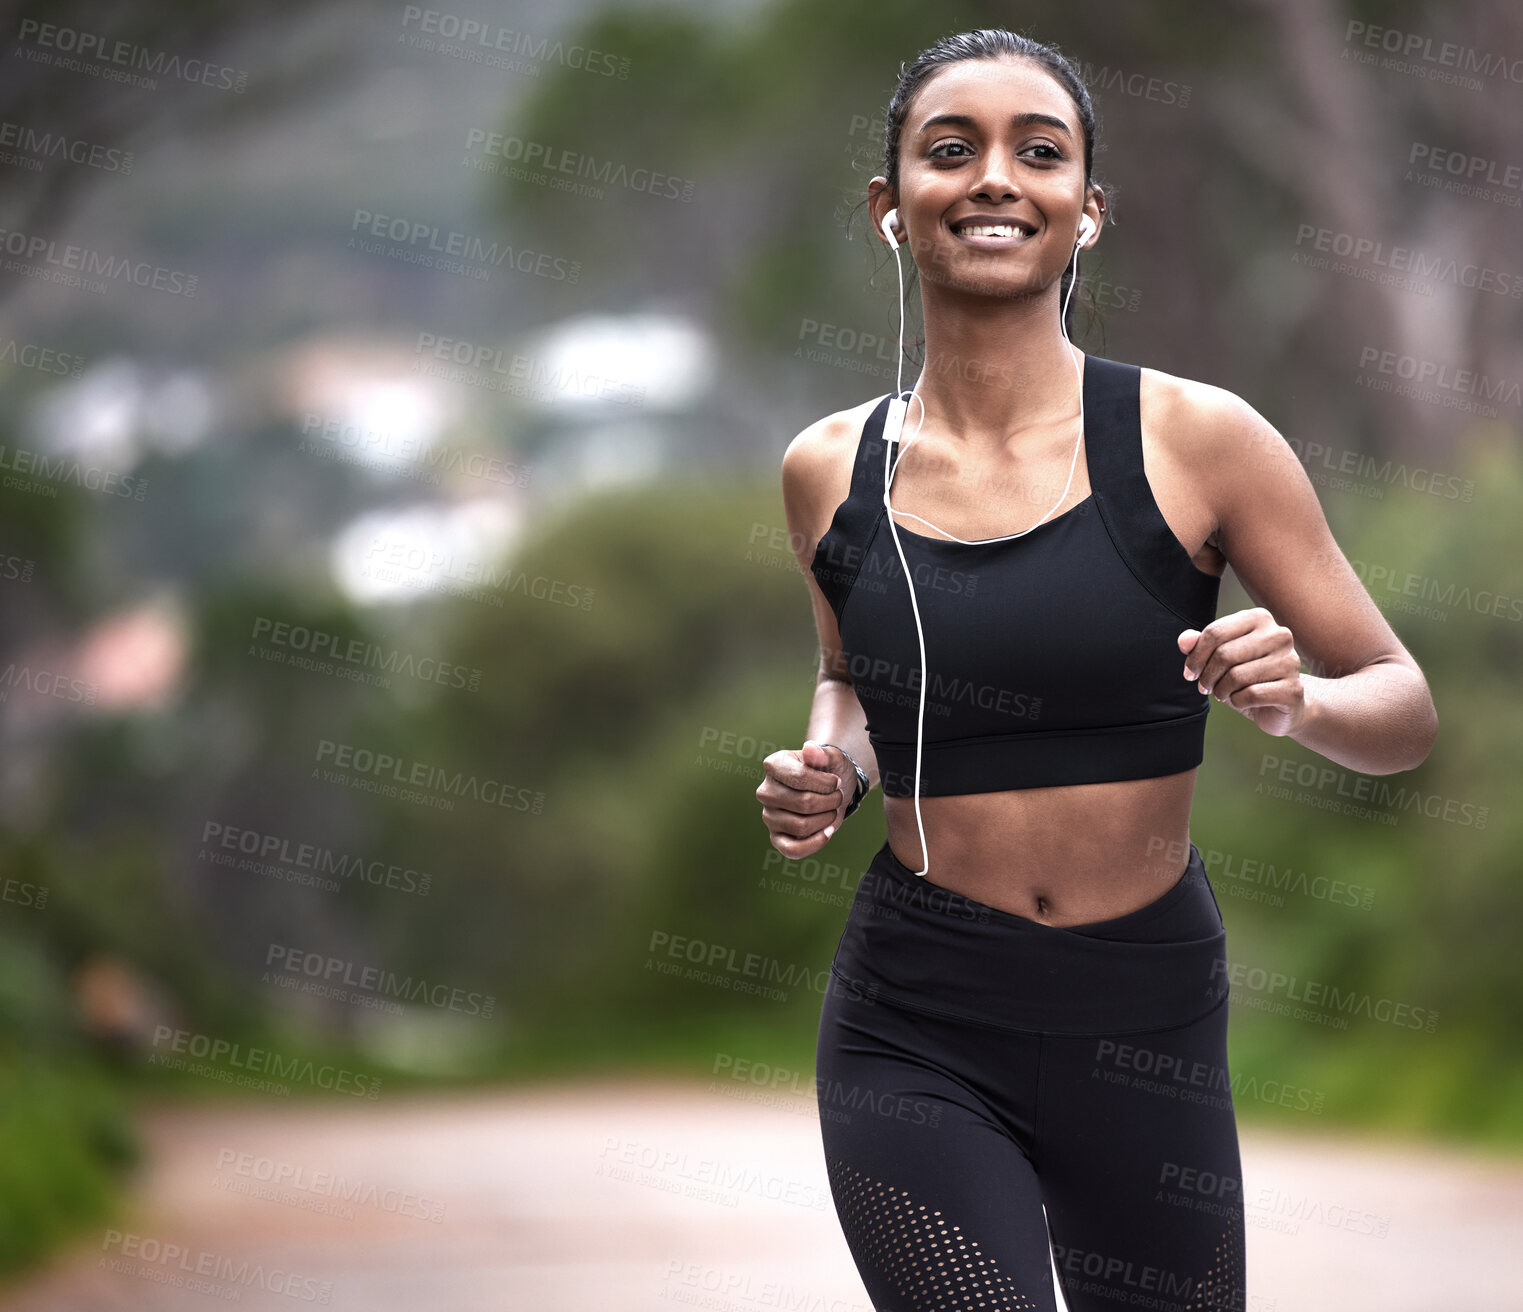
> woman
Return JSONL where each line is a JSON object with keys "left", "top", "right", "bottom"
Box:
{"left": 756, "top": 27, "right": 1437, "bottom": 1312}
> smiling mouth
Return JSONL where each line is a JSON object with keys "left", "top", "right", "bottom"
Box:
{"left": 949, "top": 219, "right": 1037, "bottom": 243}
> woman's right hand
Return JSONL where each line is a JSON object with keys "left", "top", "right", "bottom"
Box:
{"left": 756, "top": 740, "right": 854, "bottom": 857}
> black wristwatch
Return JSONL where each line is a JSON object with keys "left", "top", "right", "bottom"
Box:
{"left": 823, "top": 743, "right": 870, "bottom": 819}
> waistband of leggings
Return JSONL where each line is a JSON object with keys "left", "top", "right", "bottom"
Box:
{"left": 829, "top": 839, "right": 1229, "bottom": 1037}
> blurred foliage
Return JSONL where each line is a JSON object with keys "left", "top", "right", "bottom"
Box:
{"left": 0, "top": 908, "right": 141, "bottom": 1278}
{"left": 7, "top": 421, "right": 1523, "bottom": 1148}
{"left": 0, "top": 1044, "right": 138, "bottom": 1278}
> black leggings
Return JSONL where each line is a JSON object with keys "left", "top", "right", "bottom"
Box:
{"left": 816, "top": 838, "right": 1246, "bottom": 1312}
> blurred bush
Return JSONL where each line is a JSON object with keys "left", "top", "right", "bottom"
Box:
{"left": 0, "top": 924, "right": 140, "bottom": 1278}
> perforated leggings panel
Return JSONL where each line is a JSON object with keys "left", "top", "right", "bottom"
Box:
{"left": 815, "top": 843, "right": 1247, "bottom": 1312}
{"left": 825, "top": 1156, "right": 1046, "bottom": 1310}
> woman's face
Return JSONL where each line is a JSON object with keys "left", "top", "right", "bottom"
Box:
{"left": 874, "top": 57, "right": 1099, "bottom": 298}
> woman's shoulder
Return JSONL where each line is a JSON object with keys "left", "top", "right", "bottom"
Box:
{"left": 1134, "top": 359, "right": 1283, "bottom": 470}
{"left": 1129, "top": 359, "right": 1303, "bottom": 554}
{"left": 785, "top": 393, "right": 890, "bottom": 459}
{"left": 781, "top": 393, "right": 892, "bottom": 563}
{"left": 1136, "top": 359, "right": 1259, "bottom": 426}
{"left": 781, "top": 393, "right": 892, "bottom": 504}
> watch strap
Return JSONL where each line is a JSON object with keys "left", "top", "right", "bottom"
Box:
{"left": 822, "top": 743, "right": 869, "bottom": 818}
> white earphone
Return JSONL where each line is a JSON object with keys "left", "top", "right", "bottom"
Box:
{"left": 875, "top": 201, "right": 1095, "bottom": 879}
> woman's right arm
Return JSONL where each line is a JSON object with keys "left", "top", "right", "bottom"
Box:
{"left": 754, "top": 410, "right": 880, "bottom": 858}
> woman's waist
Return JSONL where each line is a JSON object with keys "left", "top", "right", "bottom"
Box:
{"left": 831, "top": 838, "right": 1228, "bottom": 1036}
{"left": 879, "top": 773, "right": 1197, "bottom": 922}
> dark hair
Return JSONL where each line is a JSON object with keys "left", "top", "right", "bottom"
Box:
{"left": 853, "top": 28, "right": 1110, "bottom": 351}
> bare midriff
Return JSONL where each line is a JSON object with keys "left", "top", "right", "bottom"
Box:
{"left": 883, "top": 768, "right": 1199, "bottom": 926}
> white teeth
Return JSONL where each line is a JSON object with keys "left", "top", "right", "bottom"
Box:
{"left": 957, "top": 223, "right": 1028, "bottom": 238}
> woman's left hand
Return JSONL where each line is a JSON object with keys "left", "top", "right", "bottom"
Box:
{"left": 1177, "top": 607, "right": 1307, "bottom": 737}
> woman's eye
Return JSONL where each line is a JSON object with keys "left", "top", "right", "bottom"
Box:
{"left": 929, "top": 141, "right": 1061, "bottom": 162}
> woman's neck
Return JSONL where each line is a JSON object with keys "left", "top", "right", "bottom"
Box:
{"left": 909, "top": 284, "right": 1083, "bottom": 453}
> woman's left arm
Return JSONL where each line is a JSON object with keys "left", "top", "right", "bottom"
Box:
{"left": 1171, "top": 384, "right": 1439, "bottom": 775}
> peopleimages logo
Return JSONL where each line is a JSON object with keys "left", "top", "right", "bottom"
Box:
{"left": 1073, "top": 59, "right": 1192, "bottom": 107}
{"left": 250, "top": 615, "right": 484, "bottom": 691}
{"left": 347, "top": 208, "right": 580, "bottom": 283}
{"left": 1359, "top": 345, "right": 1520, "bottom": 402}
{"left": 149, "top": 1026, "right": 382, "bottom": 1098}
{"left": 1291, "top": 224, "right": 1523, "bottom": 298}
{"left": 0, "top": 226, "right": 197, "bottom": 295}
{"left": 1343, "top": 21, "right": 1523, "bottom": 84}
{"left": 213, "top": 1148, "right": 448, "bottom": 1223}
{"left": 264, "top": 944, "right": 495, "bottom": 1017}
{"left": 597, "top": 1136, "right": 829, "bottom": 1211}
{"left": 199, "top": 819, "right": 433, "bottom": 897}
{"left": 0, "top": 333, "right": 86, "bottom": 376}
{"left": 399, "top": 7, "right": 630, "bottom": 78}
{"left": 98, "top": 1230, "right": 331, "bottom": 1302}
{"left": 1258, "top": 753, "right": 1488, "bottom": 829}
{"left": 462, "top": 129, "right": 695, "bottom": 202}
{"left": 1408, "top": 142, "right": 1522, "bottom": 193}
{"left": 13, "top": 20, "right": 249, "bottom": 92}
{"left": 0, "top": 440, "right": 147, "bottom": 500}
{"left": 1211, "top": 958, "right": 1439, "bottom": 1032}
{"left": 313, "top": 738, "right": 546, "bottom": 813}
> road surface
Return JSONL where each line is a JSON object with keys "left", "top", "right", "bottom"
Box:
{"left": 1, "top": 1077, "right": 1519, "bottom": 1309}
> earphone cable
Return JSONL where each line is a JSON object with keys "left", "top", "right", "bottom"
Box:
{"left": 880, "top": 217, "right": 1089, "bottom": 879}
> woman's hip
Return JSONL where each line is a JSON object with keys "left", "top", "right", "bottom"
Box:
{"left": 826, "top": 838, "right": 1229, "bottom": 1038}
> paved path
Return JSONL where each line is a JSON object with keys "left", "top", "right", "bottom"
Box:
{"left": 1, "top": 1078, "right": 1520, "bottom": 1309}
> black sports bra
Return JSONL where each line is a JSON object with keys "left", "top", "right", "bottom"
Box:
{"left": 809, "top": 354, "right": 1223, "bottom": 798}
